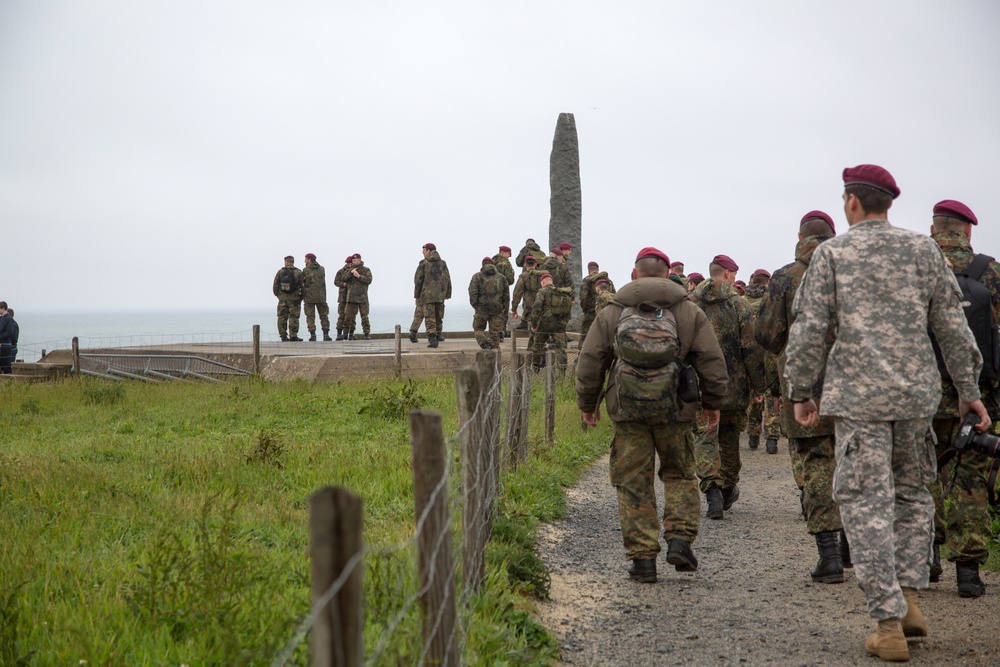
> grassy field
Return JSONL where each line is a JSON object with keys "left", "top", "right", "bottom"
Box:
{"left": 0, "top": 374, "right": 610, "bottom": 666}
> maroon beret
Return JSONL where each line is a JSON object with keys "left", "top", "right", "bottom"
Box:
{"left": 499, "top": 245, "right": 512, "bottom": 252}
{"left": 482, "top": 257, "right": 493, "bottom": 264}
{"left": 284, "top": 255, "right": 294, "bottom": 261}
{"left": 587, "top": 261, "right": 599, "bottom": 268}
{"left": 687, "top": 272, "right": 704, "bottom": 282}
{"left": 595, "top": 279, "right": 609, "bottom": 287}
{"left": 734, "top": 283, "right": 746, "bottom": 295}
{"left": 559, "top": 242, "right": 572, "bottom": 250}
{"left": 933, "top": 199, "right": 977, "bottom": 225}
{"left": 305, "top": 253, "right": 316, "bottom": 260}
{"left": 800, "top": 210, "right": 836, "bottom": 234}
{"left": 344, "top": 256, "right": 353, "bottom": 264}
{"left": 524, "top": 255, "right": 537, "bottom": 264}
{"left": 735, "top": 279, "right": 746, "bottom": 287}
{"left": 550, "top": 247, "right": 563, "bottom": 256}
{"left": 635, "top": 246, "right": 671, "bottom": 266}
{"left": 712, "top": 254, "right": 739, "bottom": 272}
{"left": 423, "top": 243, "right": 436, "bottom": 250}
{"left": 539, "top": 273, "right": 553, "bottom": 281}
{"left": 843, "top": 164, "right": 900, "bottom": 199}
{"left": 352, "top": 253, "right": 361, "bottom": 260}
{"left": 670, "top": 261, "right": 683, "bottom": 268}
{"left": 751, "top": 268, "right": 771, "bottom": 279}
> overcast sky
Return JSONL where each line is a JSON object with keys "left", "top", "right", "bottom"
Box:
{"left": 2, "top": 1, "right": 998, "bottom": 313}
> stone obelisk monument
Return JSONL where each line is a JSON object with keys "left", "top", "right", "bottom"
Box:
{"left": 548, "top": 112, "right": 583, "bottom": 330}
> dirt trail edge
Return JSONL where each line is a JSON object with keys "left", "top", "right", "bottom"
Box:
{"left": 537, "top": 435, "right": 1000, "bottom": 666}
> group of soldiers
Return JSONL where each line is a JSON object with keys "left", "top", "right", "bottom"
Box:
{"left": 272, "top": 253, "right": 372, "bottom": 342}
{"left": 576, "top": 164, "right": 997, "bottom": 662}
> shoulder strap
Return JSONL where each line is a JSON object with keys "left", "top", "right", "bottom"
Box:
{"left": 965, "top": 254, "right": 994, "bottom": 282}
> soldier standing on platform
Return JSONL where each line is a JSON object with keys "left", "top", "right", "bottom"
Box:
{"left": 334, "top": 256, "right": 353, "bottom": 341}
{"left": 343, "top": 253, "right": 373, "bottom": 340}
{"left": 469, "top": 257, "right": 510, "bottom": 349}
{"left": 301, "top": 253, "right": 331, "bottom": 341}
{"left": 272, "top": 255, "right": 303, "bottom": 342}
{"left": 413, "top": 243, "right": 452, "bottom": 348}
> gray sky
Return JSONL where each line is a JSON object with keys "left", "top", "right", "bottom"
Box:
{"left": 2, "top": 1, "right": 998, "bottom": 313}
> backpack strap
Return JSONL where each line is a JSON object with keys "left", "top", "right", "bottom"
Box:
{"left": 963, "top": 254, "right": 994, "bottom": 281}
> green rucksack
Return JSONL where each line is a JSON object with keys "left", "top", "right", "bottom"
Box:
{"left": 549, "top": 287, "right": 573, "bottom": 316}
{"left": 612, "top": 305, "right": 682, "bottom": 424}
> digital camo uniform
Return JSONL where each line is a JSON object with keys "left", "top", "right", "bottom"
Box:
{"left": 743, "top": 283, "right": 782, "bottom": 445}
{"left": 576, "top": 275, "right": 728, "bottom": 566}
{"left": 530, "top": 280, "right": 573, "bottom": 370}
{"left": 300, "top": 256, "right": 331, "bottom": 341}
{"left": 413, "top": 246, "right": 452, "bottom": 341}
{"left": 784, "top": 216, "right": 983, "bottom": 624}
{"left": 272, "top": 260, "right": 303, "bottom": 341}
{"left": 469, "top": 260, "right": 510, "bottom": 349}
{"left": 511, "top": 264, "right": 543, "bottom": 329}
{"left": 334, "top": 259, "right": 353, "bottom": 339}
{"left": 579, "top": 268, "right": 616, "bottom": 344}
{"left": 929, "top": 217, "right": 1000, "bottom": 579}
{"left": 690, "top": 276, "right": 765, "bottom": 499}
{"left": 515, "top": 239, "right": 543, "bottom": 268}
{"left": 343, "top": 259, "right": 373, "bottom": 338}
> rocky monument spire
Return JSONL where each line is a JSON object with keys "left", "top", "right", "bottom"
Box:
{"left": 548, "top": 112, "right": 583, "bottom": 329}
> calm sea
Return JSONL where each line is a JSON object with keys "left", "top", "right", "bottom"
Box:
{"left": 15, "top": 305, "right": 476, "bottom": 363}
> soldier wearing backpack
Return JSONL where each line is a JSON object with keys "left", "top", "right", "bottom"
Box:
{"left": 530, "top": 273, "right": 574, "bottom": 371}
{"left": 576, "top": 247, "right": 728, "bottom": 583}
{"left": 579, "top": 261, "right": 616, "bottom": 346}
{"left": 272, "top": 255, "right": 303, "bottom": 342}
{"left": 469, "top": 258, "right": 510, "bottom": 349}
{"left": 511, "top": 255, "right": 543, "bottom": 331}
{"left": 928, "top": 199, "right": 1000, "bottom": 599}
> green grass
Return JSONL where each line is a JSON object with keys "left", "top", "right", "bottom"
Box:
{"left": 0, "top": 373, "right": 609, "bottom": 665}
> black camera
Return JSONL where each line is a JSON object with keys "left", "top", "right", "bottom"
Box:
{"left": 953, "top": 412, "right": 1000, "bottom": 459}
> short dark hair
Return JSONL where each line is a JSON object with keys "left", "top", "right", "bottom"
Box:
{"left": 750, "top": 275, "right": 769, "bottom": 286}
{"left": 799, "top": 218, "right": 835, "bottom": 238}
{"left": 0, "top": 301, "right": 6, "bottom": 310}
{"left": 634, "top": 256, "right": 668, "bottom": 277}
{"left": 845, "top": 183, "right": 893, "bottom": 216}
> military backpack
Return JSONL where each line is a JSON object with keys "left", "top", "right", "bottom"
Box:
{"left": 932, "top": 253, "right": 1000, "bottom": 386}
{"left": 612, "top": 304, "right": 682, "bottom": 424}
{"left": 549, "top": 287, "right": 574, "bottom": 316}
{"left": 278, "top": 267, "right": 299, "bottom": 294}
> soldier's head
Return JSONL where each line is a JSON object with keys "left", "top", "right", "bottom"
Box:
{"left": 594, "top": 279, "right": 609, "bottom": 294}
{"left": 799, "top": 210, "right": 836, "bottom": 241}
{"left": 284, "top": 255, "right": 294, "bottom": 267}
{"left": 350, "top": 253, "right": 362, "bottom": 266}
{"left": 344, "top": 255, "right": 353, "bottom": 265}
{"left": 587, "top": 261, "right": 599, "bottom": 275}
{"left": 687, "top": 273, "right": 704, "bottom": 292}
{"left": 633, "top": 247, "right": 671, "bottom": 278}
{"left": 842, "top": 164, "right": 898, "bottom": 223}
{"left": 422, "top": 243, "right": 436, "bottom": 257}
{"left": 550, "top": 247, "right": 564, "bottom": 263}
{"left": 482, "top": 257, "right": 494, "bottom": 269}
{"left": 540, "top": 273, "right": 554, "bottom": 288}
{"left": 499, "top": 245, "right": 512, "bottom": 258}
{"left": 669, "top": 261, "right": 684, "bottom": 276}
{"left": 0, "top": 301, "right": 7, "bottom": 313}
{"left": 709, "top": 254, "right": 739, "bottom": 285}
{"left": 305, "top": 253, "right": 316, "bottom": 265}
{"left": 524, "top": 255, "right": 537, "bottom": 269}
{"left": 931, "top": 200, "right": 977, "bottom": 239}
{"left": 559, "top": 242, "right": 572, "bottom": 257}
{"left": 750, "top": 268, "right": 771, "bottom": 287}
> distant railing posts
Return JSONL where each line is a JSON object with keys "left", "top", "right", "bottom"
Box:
{"left": 394, "top": 325, "right": 402, "bottom": 378}
{"left": 545, "top": 350, "right": 556, "bottom": 444}
{"left": 253, "top": 325, "right": 261, "bottom": 375}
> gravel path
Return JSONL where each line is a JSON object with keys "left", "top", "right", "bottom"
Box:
{"left": 537, "top": 435, "right": 1000, "bottom": 666}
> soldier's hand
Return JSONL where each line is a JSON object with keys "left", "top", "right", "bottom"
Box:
{"left": 793, "top": 399, "right": 819, "bottom": 427}
{"left": 754, "top": 394, "right": 764, "bottom": 404}
{"left": 959, "top": 399, "right": 992, "bottom": 433}
{"left": 582, "top": 411, "right": 599, "bottom": 426}
{"left": 699, "top": 409, "right": 720, "bottom": 430}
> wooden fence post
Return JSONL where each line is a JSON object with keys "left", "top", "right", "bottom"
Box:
{"left": 505, "top": 351, "right": 525, "bottom": 469}
{"left": 394, "top": 325, "right": 402, "bottom": 378}
{"left": 476, "top": 350, "right": 501, "bottom": 533}
{"left": 252, "top": 325, "right": 261, "bottom": 375}
{"left": 409, "top": 411, "right": 458, "bottom": 667}
{"left": 309, "top": 486, "right": 364, "bottom": 667}
{"left": 456, "top": 368, "right": 487, "bottom": 594}
{"left": 72, "top": 337, "right": 80, "bottom": 377}
{"left": 545, "top": 350, "right": 556, "bottom": 444}
{"left": 518, "top": 351, "right": 532, "bottom": 462}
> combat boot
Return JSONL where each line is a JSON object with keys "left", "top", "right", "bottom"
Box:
{"left": 748, "top": 435, "right": 760, "bottom": 450}
{"left": 322, "top": 330, "right": 332, "bottom": 341}
{"left": 428, "top": 337, "right": 439, "bottom": 348}
{"left": 900, "top": 587, "right": 927, "bottom": 637}
{"left": 347, "top": 332, "right": 356, "bottom": 341}
{"left": 335, "top": 329, "right": 345, "bottom": 341}
{"left": 627, "top": 558, "right": 657, "bottom": 583}
{"left": 810, "top": 531, "right": 845, "bottom": 584}
{"left": 956, "top": 561, "right": 986, "bottom": 598}
{"left": 363, "top": 333, "right": 371, "bottom": 340}
{"left": 722, "top": 484, "right": 740, "bottom": 511}
{"left": 409, "top": 330, "right": 418, "bottom": 343}
{"left": 308, "top": 332, "right": 317, "bottom": 342}
{"left": 839, "top": 529, "right": 853, "bottom": 569}
{"left": 666, "top": 538, "right": 698, "bottom": 572}
{"left": 706, "top": 484, "right": 724, "bottom": 520}
{"left": 436, "top": 333, "right": 445, "bottom": 341}
{"left": 280, "top": 334, "right": 289, "bottom": 342}
{"left": 865, "top": 619, "right": 909, "bottom": 662}
{"left": 929, "top": 544, "right": 942, "bottom": 583}
{"left": 289, "top": 335, "right": 304, "bottom": 342}
{"left": 765, "top": 438, "right": 778, "bottom": 454}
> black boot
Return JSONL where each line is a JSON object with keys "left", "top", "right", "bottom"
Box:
{"left": 347, "top": 332, "right": 356, "bottom": 341}
{"left": 436, "top": 333, "right": 445, "bottom": 341}
{"left": 628, "top": 558, "right": 657, "bottom": 583}
{"left": 929, "top": 543, "right": 942, "bottom": 583}
{"left": 289, "top": 335, "right": 303, "bottom": 342}
{"left": 748, "top": 435, "right": 760, "bottom": 450}
{"left": 666, "top": 538, "right": 698, "bottom": 572}
{"left": 428, "top": 336, "right": 439, "bottom": 348}
{"left": 839, "top": 529, "right": 853, "bottom": 569}
{"left": 957, "top": 561, "right": 986, "bottom": 598}
{"left": 706, "top": 485, "right": 724, "bottom": 520}
{"left": 810, "top": 531, "right": 845, "bottom": 584}
{"left": 280, "top": 334, "right": 289, "bottom": 342}
{"left": 409, "top": 330, "right": 418, "bottom": 343}
{"left": 335, "top": 329, "right": 345, "bottom": 341}
{"left": 308, "top": 332, "right": 317, "bottom": 342}
{"left": 722, "top": 484, "right": 740, "bottom": 511}
{"left": 363, "top": 333, "right": 371, "bottom": 340}
{"left": 322, "top": 330, "right": 332, "bottom": 342}
{"left": 765, "top": 438, "right": 778, "bottom": 454}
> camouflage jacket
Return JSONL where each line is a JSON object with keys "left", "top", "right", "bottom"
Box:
{"left": 511, "top": 270, "right": 542, "bottom": 315}
{"left": 515, "top": 241, "right": 543, "bottom": 268}
{"left": 786, "top": 219, "right": 982, "bottom": 420}
{"left": 492, "top": 254, "right": 515, "bottom": 286}
{"left": 531, "top": 284, "right": 573, "bottom": 329}
{"left": 576, "top": 277, "right": 729, "bottom": 422}
{"left": 594, "top": 290, "right": 615, "bottom": 316}
{"left": 344, "top": 262, "right": 372, "bottom": 304}
{"left": 744, "top": 284, "right": 767, "bottom": 313}
{"left": 273, "top": 265, "right": 302, "bottom": 300}
{"left": 932, "top": 230, "right": 1000, "bottom": 417}
{"left": 413, "top": 251, "right": 452, "bottom": 304}
{"left": 468, "top": 264, "right": 510, "bottom": 315}
{"left": 754, "top": 235, "right": 835, "bottom": 437}
{"left": 300, "top": 261, "right": 327, "bottom": 303}
{"left": 334, "top": 264, "right": 353, "bottom": 304}
{"left": 539, "top": 255, "right": 573, "bottom": 289}
{"left": 691, "top": 278, "right": 765, "bottom": 411}
{"left": 580, "top": 271, "right": 615, "bottom": 312}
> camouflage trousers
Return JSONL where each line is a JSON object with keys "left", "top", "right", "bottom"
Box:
{"left": 303, "top": 301, "right": 330, "bottom": 334}
{"left": 473, "top": 310, "right": 506, "bottom": 349}
{"left": 529, "top": 322, "right": 567, "bottom": 370}
{"left": 791, "top": 435, "right": 842, "bottom": 535}
{"left": 336, "top": 299, "right": 347, "bottom": 331}
{"left": 343, "top": 302, "right": 371, "bottom": 334}
{"left": 609, "top": 420, "right": 700, "bottom": 560}
{"left": 276, "top": 298, "right": 301, "bottom": 338}
{"left": 746, "top": 395, "right": 781, "bottom": 439}
{"left": 694, "top": 409, "right": 747, "bottom": 493}
{"left": 420, "top": 303, "right": 445, "bottom": 336}
{"left": 930, "top": 417, "right": 992, "bottom": 564}
{"left": 834, "top": 417, "right": 936, "bottom": 621}
{"left": 789, "top": 439, "right": 805, "bottom": 489}
{"left": 579, "top": 310, "right": 596, "bottom": 349}
{"left": 409, "top": 303, "right": 423, "bottom": 332}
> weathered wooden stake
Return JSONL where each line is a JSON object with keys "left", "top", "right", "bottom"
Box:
{"left": 476, "top": 350, "right": 501, "bottom": 531}
{"left": 505, "top": 351, "right": 525, "bottom": 469}
{"left": 518, "top": 351, "right": 532, "bottom": 462}
{"left": 456, "top": 368, "right": 487, "bottom": 594}
{"left": 72, "top": 337, "right": 80, "bottom": 377}
{"left": 252, "top": 325, "right": 261, "bottom": 375}
{"left": 394, "top": 325, "right": 402, "bottom": 378}
{"left": 545, "top": 350, "right": 556, "bottom": 444}
{"left": 309, "top": 486, "right": 364, "bottom": 667}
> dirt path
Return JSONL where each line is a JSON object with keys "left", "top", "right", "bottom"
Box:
{"left": 537, "top": 435, "right": 1000, "bottom": 666}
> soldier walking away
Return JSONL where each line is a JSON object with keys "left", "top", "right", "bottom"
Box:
{"left": 576, "top": 247, "right": 728, "bottom": 583}
{"left": 469, "top": 258, "right": 510, "bottom": 349}
{"left": 343, "top": 253, "right": 373, "bottom": 340}
{"left": 334, "top": 256, "right": 353, "bottom": 340}
{"left": 515, "top": 237, "right": 543, "bottom": 268}
{"left": 927, "top": 199, "right": 999, "bottom": 599}
{"left": 273, "top": 255, "right": 303, "bottom": 342}
{"left": 579, "top": 261, "right": 616, "bottom": 348}
{"left": 686, "top": 272, "right": 704, "bottom": 293}
{"left": 755, "top": 210, "right": 848, "bottom": 585}
{"left": 492, "top": 245, "right": 515, "bottom": 340}
{"left": 511, "top": 255, "right": 544, "bottom": 332}
{"left": 594, "top": 279, "right": 615, "bottom": 316}
{"left": 670, "top": 261, "right": 686, "bottom": 283}
{"left": 412, "top": 243, "right": 452, "bottom": 348}
{"left": 0, "top": 301, "right": 14, "bottom": 374}
{"left": 301, "top": 253, "right": 331, "bottom": 341}
{"left": 540, "top": 247, "right": 573, "bottom": 288}
{"left": 744, "top": 268, "right": 782, "bottom": 453}
{"left": 530, "top": 273, "right": 573, "bottom": 372}
{"left": 785, "top": 164, "right": 990, "bottom": 662}
{"left": 5, "top": 309, "right": 18, "bottom": 365}
{"left": 690, "top": 254, "right": 765, "bottom": 519}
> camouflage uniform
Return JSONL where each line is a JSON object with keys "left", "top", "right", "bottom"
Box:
{"left": 468, "top": 263, "right": 510, "bottom": 348}
{"left": 929, "top": 230, "right": 1000, "bottom": 564}
{"left": 755, "top": 236, "right": 841, "bottom": 534}
{"left": 530, "top": 283, "right": 573, "bottom": 370}
{"left": 785, "top": 218, "right": 983, "bottom": 621}
{"left": 272, "top": 264, "right": 303, "bottom": 340}
{"left": 576, "top": 277, "right": 728, "bottom": 560}
{"left": 539, "top": 254, "right": 573, "bottom": 289}
{"left": 594, "top": 290, "right": 615, "bottom": 316}
{"left": 690, "top": 278, "right": 765, "bottom": 494}
{"left": 343, "top": 261, "right": 373, "bottom": 336}
{"left": 491, "top": 253, "right": 515, "bottom": 287}
{"left": 579, "top": 271, "right": 616, "bottom": 345}
{"left": 413, "top": 250, "right": 452, "bottom": 337}
{"left": 515, "top": 240, "right": 543, "bottom": 268}
{"left": 511, "top": 268, "right": 544, "bottom": 329}
{"left": 744, "top": 284, "right": 783, "bottom": 442}
{"left": 334, "top": 263, "right": 353, "bottom": 335}
{"left": 300, "top": 260, "right": 330, "bottom": 338}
